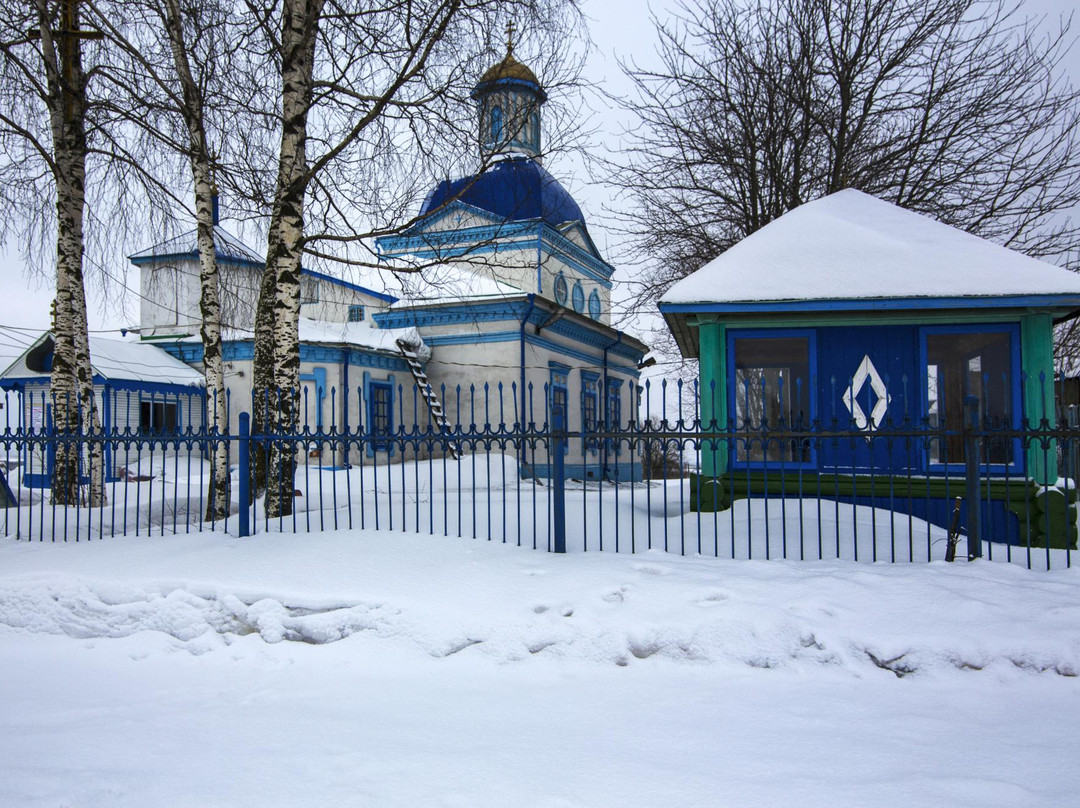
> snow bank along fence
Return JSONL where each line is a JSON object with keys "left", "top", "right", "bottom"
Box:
{"left": 0, "top": 377, "right": 1077, "bottom": 570}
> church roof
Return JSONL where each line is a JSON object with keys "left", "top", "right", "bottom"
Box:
{"left": 419, "top": 155, "right": 584, "bottom": 228}
{"left": 478, "top": 51, "right": 540, "bottom": 87}
{"left": 128, "top": 225, "right": 264, "bottom": 267}
{"left": 661, "top": 189, "right": 1080, "bottom": 306}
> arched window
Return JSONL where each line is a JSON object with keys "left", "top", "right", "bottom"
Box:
{"left": 554, "top": 273, "right": 568, "bottom": 306}
{"left": 588, "top": 289, "right": 601, "bottom": 320}
{"left": 530, "top": 112, "right": 539, "bottom": 149}
{"left": 572, "top": 282, "right": 585, "bottom": 313}
{"left": 490, "top": 106, "right": 503, "bottom": 143}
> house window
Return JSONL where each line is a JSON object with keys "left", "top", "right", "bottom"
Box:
{"left": 140, "top": 400, "right": 178, "bottom": 434}
{"left": 925, "top": 329, "right": 1014, "bottom": 465}
{"left": 554, "top": 274, "right": 568, "bottom": 306}
{"left": 733, "top": 335, "right": 812, "bottom": 463}
{"left": 549, "top": 364, "right": 570, "bottom": 454}
{"left": 347, "top": 304, "right": 365, "bottom": 322}
{"left": 606, "top": 380, "right": 622, "bottom": 429}
{"left": 367, "top": 382, "right": 393, "bottom": 448}
{"left": 572, "top": 282, "right": 585, "bottom": 313}
{"left": 588, "top": 289, "right": 601, "bottom": 320}
{"left": 606, "top": 379, "right": 623, "bottom": 456}
{"left": 582, "top": 373, "right": 598, "bottom": 453}
{"left": 301, "top": 278, "right": 319, "bottom": 304}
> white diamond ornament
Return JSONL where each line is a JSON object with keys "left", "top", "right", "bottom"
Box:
{"left": 842, "top": 355, "right": 891, "bottom": 436}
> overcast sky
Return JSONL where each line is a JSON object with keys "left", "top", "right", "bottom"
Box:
{"left": 0, "top": 0, "right": 1076, "bottom": 338}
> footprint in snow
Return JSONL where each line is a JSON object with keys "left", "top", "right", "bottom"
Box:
{"left": 602, "top": 586, "right": 629, "bottom": 603}
{"left": 693, "top": 592, "right": 728, "bottom": 607}
{"left": 632, "top": 563, "right": 672, "bottom": 576}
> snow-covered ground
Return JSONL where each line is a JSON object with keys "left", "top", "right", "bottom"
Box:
{"left": 1, "top": 525, "right": 1078, "bottom": 807}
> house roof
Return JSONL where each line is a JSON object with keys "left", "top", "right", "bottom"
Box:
{"left": 660, "top": 190, "right": 1080, "bottom": 306}
{"left": 128, "top": 225, "right": 265, "bottom": 267}
{"left": 129, "top": 227, "right": 399, "bottom": 303}
{"left": 0, "top": 328, "right": 39, "bottom": 377}
{"left": 1, "top": 332, "right": 205, "bottom": 387}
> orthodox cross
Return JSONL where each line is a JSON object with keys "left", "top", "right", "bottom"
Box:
{"left": 505, "top": 20, "right": 516, "bottom": 55}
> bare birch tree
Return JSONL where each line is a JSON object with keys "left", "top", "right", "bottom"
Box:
{"left": 157, "top": 0, "right": 231, "bottom": 520}
{"left": 233, "top": 0, "right": 583, "bottom": 517}
{"left": 109, "top": 0, "right": 235, "bottom": 520}
{"left": 0, "top": 0, "right": 107, "bottom": 506}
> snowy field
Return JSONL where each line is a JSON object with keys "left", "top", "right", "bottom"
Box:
{"left": 1, "top": 523, "right": 1079, "bottom": 807}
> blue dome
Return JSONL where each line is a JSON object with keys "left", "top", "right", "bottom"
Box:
{"left": 420, "top": 157, "right": 584, "bottom": 227}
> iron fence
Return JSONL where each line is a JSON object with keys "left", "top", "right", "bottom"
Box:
{"left": 0, "top": 382, "right": 1076, "bottom": 570}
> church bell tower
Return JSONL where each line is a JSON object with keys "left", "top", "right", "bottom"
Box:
{"left": 470, "top": 23, "right": 546, "bottom": 162}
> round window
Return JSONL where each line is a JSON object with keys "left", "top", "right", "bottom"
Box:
{"left": 588, "top": 289, "right": 601, "bottom": 320}
{"left": 554, "top": 274, "right": 568, "bottom": 306}
{"left": 572, "top": 282, "right": 585, "bottom": 313}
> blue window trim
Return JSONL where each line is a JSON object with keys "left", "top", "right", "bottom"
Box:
{"left": 549, "top": 362, "right": 570, "bottom": 454}
{"left": 605, "top": 378, "right": 623, "bottom": 456}
{"left": 554, "top": 273, "right": 569, "bottom": 306}
{"left": 347, "top": 304, "right": 365, "bottom": 322}
{"left": 726, "top": 328, "right": 818, "bottom": 471}
{"left": 918, "top": 323, "right": 1022, "bottom": 475}
{"left": 363, "top": 371, "right": 396, "bottom": 456}
{"left": 299, "top": 367, "right": 327, "bottom": 431}
{"left": 581, "top": 371, "right": 599, "bottom": 455}
{"left": 588, "top": 289, "right": 601, "bottom": 320}
{"left": 572, "top": 282, "right": 585, "bottom": 313}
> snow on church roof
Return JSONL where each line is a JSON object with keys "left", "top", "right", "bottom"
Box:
{"left": 386, "top": 262, "right": 527, "bottom": 308}
{"left": 0, "top": 332, "right": 205, "bottom": 387}
{"left": 660, "top": 190, "right": 1080, "bottom": 306}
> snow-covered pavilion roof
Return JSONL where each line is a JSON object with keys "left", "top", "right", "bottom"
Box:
{"left": 0, "top": 332, "right": 205, "bottom": 387}
{"left": 661, "top": 190, "right": 1080, "bottom": 306}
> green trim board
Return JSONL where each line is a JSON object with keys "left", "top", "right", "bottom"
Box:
{"left": 1022, "top": 313, "right": 1056, "bottom": 483}
{"left": 688, "top": 471, "right": 1077, "bottom": 550}
{"left": 698, "top": 322, "right": 726, "bottom": 477}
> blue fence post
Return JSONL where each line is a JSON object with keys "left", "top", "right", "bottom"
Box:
{"left": 552, "top": 404, "right": 566, "bottom": 553}
{"left": 963, "top": 396, "right": 981, "bottom": 560}
{"left": 238, "top": 411, "right": 251, "bottom": 538}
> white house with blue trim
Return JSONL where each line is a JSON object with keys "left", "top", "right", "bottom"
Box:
{"left": 0, "top": 331, "right": 206, "bottom": 486}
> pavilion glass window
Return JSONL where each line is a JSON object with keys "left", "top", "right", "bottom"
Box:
{"left": 925, "top": 329, "right": 1014, "bottom": 465}
{"left": 733, "top": 335, "right": 812, "bottom": 463}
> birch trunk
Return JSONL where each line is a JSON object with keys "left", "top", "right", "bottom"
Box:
{"left": 162, "top": 0, "right": 230, "bottom": 521}
{"left": 38, "top": 0, "right": 104, "bottom": 507}
{"left": 255, "top": 0, "right": 324, "bottom": 518}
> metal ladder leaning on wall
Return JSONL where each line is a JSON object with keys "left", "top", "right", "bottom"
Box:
{"left": 396, "top": 339, "right": 461, "bottom": 460}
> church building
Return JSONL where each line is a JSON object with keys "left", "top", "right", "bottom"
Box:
{"left": 122, "top": 42, "right": 648, "bottom": 480}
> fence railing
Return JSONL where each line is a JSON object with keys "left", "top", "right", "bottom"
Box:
{"left": 0, "top": 385, "right": 1077, "bottom": 570}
